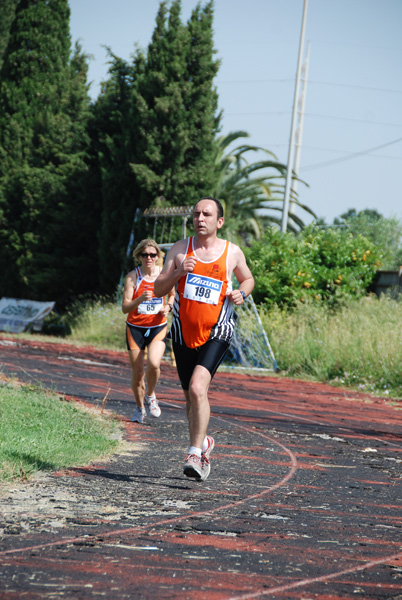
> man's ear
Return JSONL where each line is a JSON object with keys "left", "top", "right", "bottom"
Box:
{"left": 217, "top": 217, "right": 224, "bottom": 230}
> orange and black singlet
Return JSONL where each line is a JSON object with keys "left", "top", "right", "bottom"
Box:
{"left": 126, "top": 267, "right": 167, "bottom": 329}
{"left": 170, "top": 237, "right": 235, "bottom": 348}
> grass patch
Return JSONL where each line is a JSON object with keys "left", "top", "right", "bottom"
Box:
{"left": 0, "top": 382, "right": 121, "bottom": 482}
{"left": 7, "top": 293, "right": 402, "bottom": 401}
{"left": 262, "top": 295, "right": 402, "bottom": 398}
{"left": 66, "top": 298, "right": 127, "bottom": 351}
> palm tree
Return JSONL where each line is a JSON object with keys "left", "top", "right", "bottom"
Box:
{"left": 211, "top": 131, "right": 316, "bottom": 243}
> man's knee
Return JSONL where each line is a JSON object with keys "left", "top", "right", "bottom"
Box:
{"left": 188, "top": 373, "right": 210, "bottom": 400}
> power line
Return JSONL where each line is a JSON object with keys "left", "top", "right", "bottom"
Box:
{"left": 305, "top": 113, "right": 402, "bottom": 128}
{"left": 218, "top": 78, "right": 293, "bottom": 85}
{"left": 308, "top": 80, "right": 402, "bottom": 95}
{"left": 218, "top": 78, "right": 402, "bottom": 95}
{"left": 226, "top": 141, "right": 402, "bottom": 162}
{"left": 302, "top": 137, "right": 402, "bottom": 171}
{"left": 302, "top": 146, "right": 402, "bottom": 161}
{"left": 225, "top": 110, "right": 402, "bottom": 128}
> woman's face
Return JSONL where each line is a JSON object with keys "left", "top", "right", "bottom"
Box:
{"left": 139, "top": 246, "right": 159, "bottom": 267}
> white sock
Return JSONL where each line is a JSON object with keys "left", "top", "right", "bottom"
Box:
{"left": 146, "top": 394, "right": 155, "bottom": 401}
{"left": 188, "top": 446, "right": 202, "bottom": 458}
{"left": 201, "top": 437, "right": 209, "bottom": 452}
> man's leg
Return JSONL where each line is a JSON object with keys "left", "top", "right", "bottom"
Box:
{"left": 185, "top": 365, "right": 212, "bottom": 449}
{"left": 173, "top": 340, "right": 215, "bottom": 480}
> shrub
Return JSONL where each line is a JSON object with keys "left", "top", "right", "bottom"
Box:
{"left": 245, "top": 226, "right": 382, "bottom": 307}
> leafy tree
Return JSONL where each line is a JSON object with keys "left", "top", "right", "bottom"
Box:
{"left": 0, "top": 0, "right": 97, "bottom": 305}
{"left": 245, "top": 226, "right": 381, "bottom": 308}
{"left": 333, "top": 208, "right": 402, "bottom": 269}
{"left": 0, "top": 0, "right": 17, "bottom": 70}
{"left": 212, "top": 131, "right": 316, "bottom": 245}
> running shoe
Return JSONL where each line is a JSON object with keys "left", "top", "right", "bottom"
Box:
{"left": 202, "top": 436, "right": 215, "bottom": 461}
{"left": 200, "top": 436, "right": 215, "bottom": 481}
{"left": 183, "top": 454, "right": 203, "bottom": 480}
{"left": 145, "top": 395, "right": 161, "bottom": 418}
{"left": 131, "top": 406, "right": 146, "bottom": 423}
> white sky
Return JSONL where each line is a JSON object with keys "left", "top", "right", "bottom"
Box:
{"left": 68, "top": 0, "right": 402, "bottom": 225}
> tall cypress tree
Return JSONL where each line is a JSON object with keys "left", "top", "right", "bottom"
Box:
{"left": 96, "top": 0, "right": 221, "bottom": 292}
{"left": 184, "top": 1, "right": 221, "bottom": 189}
{"left": 93, "top": 52, "right": 138, "bottom": 293}
{"left": 0, "top": 0, "right": 18, "bottom": 70}
{"left": 0, "top": 0, "right": 97, "bottom": 305}
{"left": 130, "top": 0, "right": 220, "bottom": 209}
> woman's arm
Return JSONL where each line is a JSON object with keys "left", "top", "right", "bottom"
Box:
{"left": 121, "top": 270, "right": 152, "bottom": 315}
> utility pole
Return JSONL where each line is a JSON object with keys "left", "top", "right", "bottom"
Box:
{"left": 281, "top": 0, "right": 309, "bottom": 232}
{"left": 289, "top": 40, "right": 310, "bottom": 216}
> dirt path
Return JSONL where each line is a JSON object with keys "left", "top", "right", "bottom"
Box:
{"left": 0, "top": 336, "right": 401, "bottom": 599}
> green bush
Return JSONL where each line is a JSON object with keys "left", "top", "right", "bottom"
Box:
{"left": 245, "top": 226, "right": 382, "bottom": 307}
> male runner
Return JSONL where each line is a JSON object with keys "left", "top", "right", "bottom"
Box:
{"left": 154, "top": 197, "right": 254, "bottom": 481}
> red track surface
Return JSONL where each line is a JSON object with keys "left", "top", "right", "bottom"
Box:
{"left": 0, "top": 336, "right": 401, "bottom": 599}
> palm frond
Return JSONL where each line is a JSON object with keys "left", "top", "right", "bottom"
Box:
{"left": 212, "top": 131, "right": 315, "bottom": 242}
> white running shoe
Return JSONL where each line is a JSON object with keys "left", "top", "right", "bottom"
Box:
{"left": 202, "top": 436, "right": 215, "bottom": 461}
{"left": 145, "top": 395, "right": 161, "bottom": 418}
{"left": 200, "top": 436, "right": 215, "bottom": 480}
{"left": 131, "top": 406, "right": 146, "bottom": 423}
{"left": 183, "top": 453, "right": 211, "bottom": 481}
{"left": 183, "top": 454, "right": 203, "bottom": 480}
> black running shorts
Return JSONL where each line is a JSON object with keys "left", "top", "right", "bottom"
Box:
{"left": 172, "top": 338, "right": 230, "bottom": 390}
{"left": 126, "top": 323, "right": 167, "bottom": 351}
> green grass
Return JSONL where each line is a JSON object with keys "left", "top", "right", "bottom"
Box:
{"left": 262, "top": 295, "right": 402, "bottom": 398}
{"left": 60, "top": 293, "right": 402, "bottom": 399}
{"left": 0, "top": 383, "right": 121, "bottom": 482}
{"left": 66, "top": 298, "right": 126, "bottom": 350}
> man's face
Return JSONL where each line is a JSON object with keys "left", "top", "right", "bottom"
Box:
{"left": 193, "top": 200, "right": 224, "bottom": 236}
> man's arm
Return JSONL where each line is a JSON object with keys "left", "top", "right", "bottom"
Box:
{"left": 154, "top": 240, "right": 196, "bottom": 297}
{"left": 228, "top": 245, "right": 255, "bottom": 306}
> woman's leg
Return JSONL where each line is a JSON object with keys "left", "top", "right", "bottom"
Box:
{"left": 128, "top": 349, "right": 145, "bottom": 407}
{"left": 145, "top": 340, "right": 166, "bottom": 397}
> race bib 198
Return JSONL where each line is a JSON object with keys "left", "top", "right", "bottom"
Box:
{"left": 138, "top": 297, "right": 163, "bottom": 314}
{"left": 183, "top": 273, "right": 222, "bottom": 305}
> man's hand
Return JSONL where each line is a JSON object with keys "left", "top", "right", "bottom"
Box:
{"left": 181, "top": 256, "right": 197, "bottom": 274}
{"left": 227, "top": 289, "right": 246, "bottom": 306}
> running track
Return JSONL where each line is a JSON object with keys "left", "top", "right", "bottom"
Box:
{"left": 0, "top": 336, "right": 401, "bottom": 599}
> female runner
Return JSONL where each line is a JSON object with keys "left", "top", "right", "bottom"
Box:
{"left": 122, "top": 239, "right": 175, "bottom": 423}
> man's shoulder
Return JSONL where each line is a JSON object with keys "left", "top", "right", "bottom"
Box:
{"left": 226, "top": 240, "right": 243, "bottom": 255}
{"left": 169, "top": 238, "right": 189, "bottom": 254}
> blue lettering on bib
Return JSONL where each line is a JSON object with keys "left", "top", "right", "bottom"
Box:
{"left": 184, "top": 274, "right": 223, "bottom": 305}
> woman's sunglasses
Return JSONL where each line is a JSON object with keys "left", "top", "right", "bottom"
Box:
{"left": 140, "top": 253, "right": 158, "bottom": 258}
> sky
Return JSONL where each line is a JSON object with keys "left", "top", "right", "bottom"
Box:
{"left": 68, "top": 0, "right": 402, "bottom": 226}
